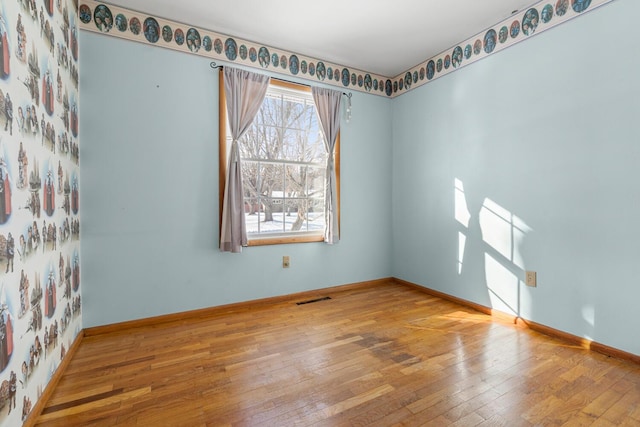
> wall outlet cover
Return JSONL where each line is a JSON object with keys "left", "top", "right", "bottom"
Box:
{"left": 525, "top": 271, "right": 537, "bottom": 287}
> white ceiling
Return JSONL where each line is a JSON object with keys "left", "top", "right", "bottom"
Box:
{"left": 104, "top": 0, "right": 538, "bottom": 77}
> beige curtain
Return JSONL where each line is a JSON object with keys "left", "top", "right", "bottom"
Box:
{"left": 220, "top": 67, "right": 270, "bottom": 253}
{"left": 312, "top": 87, "right": 342, "bottom": 244}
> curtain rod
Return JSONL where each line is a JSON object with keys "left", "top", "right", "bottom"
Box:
{"left": 211, "top": 61, "right": 352, "bottom": 99}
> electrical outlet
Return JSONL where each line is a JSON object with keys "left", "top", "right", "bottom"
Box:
{"left": 525, "top": 271, "right": 537, "bottom": 287}
{"left": 283, "top": 256, "right": 290, "bottom": 268}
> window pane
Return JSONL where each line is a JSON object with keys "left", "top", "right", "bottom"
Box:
{"left": 244, "top": 208, "right": 261, "bottom": 234}
{"left": 243, "top": 161, "right": 264, "bottom": 234}
{"left": 261, "top": 125, "right": 282, "bottom": 160}
{"left": 283, "top": 199, "right": 303, "bottom": 232}
{"left": 235, "top": 81, "right": 333, "bottom": 240}
{"left": 307, "top": 132, "right": 325, "bottom": 162}
{"left": 253, "top": 96, "right": 280, "bottom": 126}
{"left": 240, "top": 125, "right": 279, "bottom": 160}
{"left": 241, "top": 161, "right": 259, "bottom": 201}
{"left": 260, "top": 162, "right": 284, "bottom": 231}
{"left": 281, "top": 98, "right": 306, "bottom": 129}
{"left": 307, "top": 165, "right": 325, "bottom": 198}
{"left": 285, "top": 164, "right": 305, "bottom": 197}
{"left": 282, "top": 128, "right": 303, "bottom": 161}
{"left": 307, "top": 198, "right": 325, "bottom": 232}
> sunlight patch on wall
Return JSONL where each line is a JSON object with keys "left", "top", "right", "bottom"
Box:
{"left": 454, "top": 178, "right": 470, "bottom": 228}
{"left": 582, "top": 305, "right": 595, "bottom": 329}
{"left": 479, "top": 198, "right": 532, "bottom": 270}
{"left": 454, "top": 179, "right": 471, "bottom": 275}
{"left": 458, "top": 232, "right": 467, "bottom": 275}
{"left": 485, "top": 254, "right": 519, "bottom": 315}
{"left": 455, "top": 178, "right": 534, "bottom": 315}
{"left": 479, "top": 198, "right": 532, "bottom": 315}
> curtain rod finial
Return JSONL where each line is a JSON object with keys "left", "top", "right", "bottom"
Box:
{"left": 211, "top": 61, "right": 222, "bottom": 69}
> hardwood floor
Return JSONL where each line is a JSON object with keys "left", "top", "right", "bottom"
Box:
{"left": 35, "top": 281, "right": 640, "bottom": 426}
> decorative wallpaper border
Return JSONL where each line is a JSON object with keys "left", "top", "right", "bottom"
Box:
{"left": 78, "top": 1, "right": 389, "bottom": 96}
{"left": 79, "top": 0, "right": 614, "bottom": 98}
{"left": 390, "top": 0, "right": 613, "bottom": 96}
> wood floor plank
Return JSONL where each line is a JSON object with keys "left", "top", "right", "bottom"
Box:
{"left": 34, "top": 281, "right": 640, "bottom": 426}
{"left": 37, "top": 387, "right": 151, "bottom": 422}
{"left": 319, "top": 384, "right": 395, "bottom": 418}
{"left": 45, "top": 384, "right": 114, "bottom": 407}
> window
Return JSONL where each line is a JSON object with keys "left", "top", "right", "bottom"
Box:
{"left": 219, "top": 78, "right": 339, "bottom": 246}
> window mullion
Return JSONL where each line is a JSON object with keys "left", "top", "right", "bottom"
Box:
{"left": 256, "top": 160, "right": 261, "bottom": 234}
{"left": 281, "top": 161, "right": 286, "bottom": 233}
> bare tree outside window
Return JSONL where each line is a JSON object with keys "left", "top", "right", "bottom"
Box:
{"left": 238, "top": 81, "right": 327, "bottom": 236}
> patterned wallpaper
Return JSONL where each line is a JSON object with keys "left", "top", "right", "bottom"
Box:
{"left": 0, "top": 0, "right": 81, "bottom": 425}
{"left": 78, "top": 0, "right": 613, "bottom": 98}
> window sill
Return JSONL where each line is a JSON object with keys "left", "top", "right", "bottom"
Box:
{"left": 247, "top": 234, "right": 324, "bottom": 246}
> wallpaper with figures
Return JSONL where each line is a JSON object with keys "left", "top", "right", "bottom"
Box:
{"left": 0, "top": 0, "right": 80, "bottom": 425}
{"left": 78, "top": 0, "right": 613, "bottom": 98}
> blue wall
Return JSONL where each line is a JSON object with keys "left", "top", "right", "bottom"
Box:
{"left": 81, "top": 0, "right": 640, "bottom": 357}
{"left": 80, "top": 33, "right": 393, "bottom": 327}
{"left": 392, "top": 0, "right": 640, "bottom": 355}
